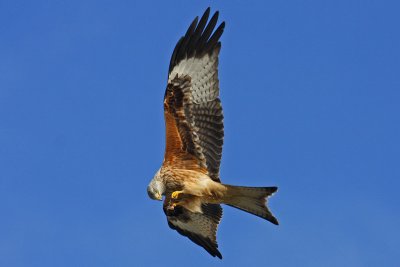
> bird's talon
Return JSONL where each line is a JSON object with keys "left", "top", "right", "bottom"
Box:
{"left": 171, "top": 191, "right": 183, "bottom": 199}
{"left": 171, "top": 201, "right": 183, "bottom": 209}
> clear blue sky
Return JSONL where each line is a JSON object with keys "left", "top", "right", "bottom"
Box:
{"left": 1, "top": 0, "right": 399, "bottom": 266}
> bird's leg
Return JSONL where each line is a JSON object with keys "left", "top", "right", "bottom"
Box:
{"left": 167, "top": 196, "right": 186, "bottom": 212}
{"left": 165, "top": 200, "right": 185, "bottom": 216}
{"left": 171, "top": 201, "right": 184, "bottom": 208}
{"left": 171, "top": 190, "right": 184, "bottom": 199}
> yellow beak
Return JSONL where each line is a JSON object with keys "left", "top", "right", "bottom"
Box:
{"left": 155, "top": 193, "right": 162, "bottom": 201}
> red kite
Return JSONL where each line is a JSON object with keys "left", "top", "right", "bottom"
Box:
{"left": 147, "top": 8, "right": 278, "bottom": 259}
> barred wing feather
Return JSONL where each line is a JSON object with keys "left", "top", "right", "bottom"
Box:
{"left": 163, "top": 8, "right": 225, "bottom": 182}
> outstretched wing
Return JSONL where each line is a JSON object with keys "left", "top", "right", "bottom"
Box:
{"left": 163, "top": 8, "right": 225, "bottom": 181}
{"left": 164, "top": 202, "right": 223, "bottom": 259}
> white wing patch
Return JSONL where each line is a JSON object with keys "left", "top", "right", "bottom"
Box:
{"left": 169, "top": 53, "right": 219, "bottom": 104}
{"left": 170, "top": 212, "right": 215, "bottom": 239}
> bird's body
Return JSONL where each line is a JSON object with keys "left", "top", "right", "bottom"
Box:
{"left": 147, "top": 8, "right": 278, "bottom": 259}
{"left": 155, "top": 166, "right": 226, "bottom": 211}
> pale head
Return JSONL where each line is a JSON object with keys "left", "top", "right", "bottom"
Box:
{"left": 147, "top": 169, "right": 165, "bottom": 201}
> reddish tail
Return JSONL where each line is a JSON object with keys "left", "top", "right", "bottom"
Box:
{"left": 222, "top": 185, "right": 279, "bottom": 225}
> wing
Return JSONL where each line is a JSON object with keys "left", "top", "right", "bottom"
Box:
{"left": 164, "top": 201, "right": 223, "bottom": 259}
{"left": 163, "top": 8, "right": 225, "bottom": 182}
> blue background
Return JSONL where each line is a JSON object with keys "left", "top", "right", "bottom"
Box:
{"left": 1, "top": 0, "right": 399, "bottom": 266}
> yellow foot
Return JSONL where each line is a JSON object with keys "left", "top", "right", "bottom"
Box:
{"left": 171, "top": 190, "right": 183, "bottom": 199}
{"left": 171, "top": 202, "right": 182, "bottom": 207}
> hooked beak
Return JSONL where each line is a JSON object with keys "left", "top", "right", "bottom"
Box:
{"left": 155, "top": 193, "right": 162, "bottom": 201}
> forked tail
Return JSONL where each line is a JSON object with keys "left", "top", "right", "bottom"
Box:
{"left": 222, "top": 185, "right": 279, "bottom": 225}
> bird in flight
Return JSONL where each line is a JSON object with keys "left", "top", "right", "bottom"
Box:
{"left": 147, "top": 8, "right": 278, "bottom": 259}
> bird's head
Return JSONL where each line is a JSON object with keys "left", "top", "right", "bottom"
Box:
{"left": 147, "top": 171, "right": 164, "bottom": 201}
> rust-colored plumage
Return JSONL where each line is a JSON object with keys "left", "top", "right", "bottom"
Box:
{"left": 147, "top": 8, "right": 278, "bottom": 259}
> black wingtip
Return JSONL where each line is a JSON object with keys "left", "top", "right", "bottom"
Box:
{"left": 168, "top": 8, "right": 225, "bottom": 74}
{"left": 270, "top": 186, "right": 278, "bottom": 193}
{"left": 215, "top": 250, "right": 223, "bottom": 259}
{"left": 203, "top": 7, "right": 211, "bottom": 18}
{"left": 206, "top": 245, "right": 222, "bottom": 259}
{"left": 270, "top": 216, "right": 279, "bottom": 225}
